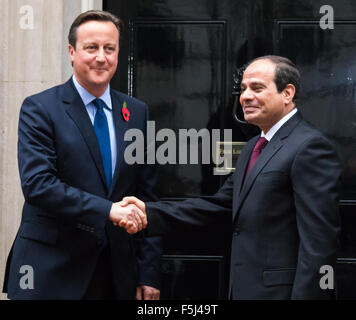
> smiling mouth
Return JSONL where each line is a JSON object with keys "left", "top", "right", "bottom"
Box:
{"left": 92, "top": 68, "right": 107, "bottom": 72}
{"left": 243, "top": 106, "right": 258, "bottom": 113}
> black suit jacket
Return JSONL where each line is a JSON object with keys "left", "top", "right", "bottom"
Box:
{"left": 3, "top": 79, "right": 161, "bottom": 299}
{"left": 146, "top": 112, "right": 341, "bottom": 299}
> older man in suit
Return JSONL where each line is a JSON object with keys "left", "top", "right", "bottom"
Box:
{"left": 121, "top": 55, "right": 342, "bottom": 299}
{"left": 3, "top": 10, "right": 161, "bottom": 300}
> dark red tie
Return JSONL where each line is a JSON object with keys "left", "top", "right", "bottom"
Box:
{"left": 245, "top": 137, "right": 268, "bottom": 178}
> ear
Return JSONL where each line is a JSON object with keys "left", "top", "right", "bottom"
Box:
{"left": 68, "top": 44, "right": 75, "bottom": 64}
{"left": 282, "top": 84, "right": 296, "bottom": 105}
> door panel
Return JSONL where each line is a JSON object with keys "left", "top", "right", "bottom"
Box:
{"left": 275, "top": 20, "right": 356, "bottom": 196}
{"left": 129, "top": 20, "right": 227, "bottom": 197}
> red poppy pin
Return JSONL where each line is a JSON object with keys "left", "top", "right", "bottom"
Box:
{"left": 122, "top": 101, "right": 130, "bottom": 122}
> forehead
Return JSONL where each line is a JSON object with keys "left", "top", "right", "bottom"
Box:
{"left": 76, "top": 20, "right": 119, "bottom": 41}
{"left": 242, "top": 59, "right": 276, "bottom": 85}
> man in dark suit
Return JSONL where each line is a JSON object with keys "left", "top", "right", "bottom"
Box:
{"left": 121, "top": 55, "right": 342, "bottom": 299}
{"left": 3, "top": 10, "right": 161, "bottom": 300}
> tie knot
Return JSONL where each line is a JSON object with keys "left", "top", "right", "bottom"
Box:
{"left": 92, "top": 98, "right": 106, "bottom": 111}
{"left": 254, "top": 137, "right": 268, "bottom": 152}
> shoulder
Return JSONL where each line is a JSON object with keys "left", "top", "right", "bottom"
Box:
{"left": 279, "top": 113, "right": 339, "bottom": 162}
{"left": 19, "top": 82, "right": 70, "bottom": 118}
{"left": 291, "top": 117, "right": 340, "bottom": 166}
{"left": 294, "top": 117, "right": 332, "bottom": 146}
{"left": 26, "top": 84, "right": 62, "bottom": 101}
{"left": 22, "top": 81, "right": 71, "bottom": 109}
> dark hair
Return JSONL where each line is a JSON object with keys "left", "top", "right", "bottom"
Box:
{"left": 68, "top": 10, "right": 123, "bottom": 48}
{"left": 249, "top": 55, "right": 301, "bottom": 102}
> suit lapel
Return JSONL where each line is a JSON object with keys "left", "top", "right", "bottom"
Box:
{"left": 232, "top": 136, "right": 258, "bottom": 216}
{"left": 61, "top": 79, "right": 108, "bottom": 191}
{"left": 232, "top": 112, "right": 302, "bottom": 222}
{"left": 108, "top": 91, "right": 129, "bottom": 197}
{"left": 232, "top": 136, "right": 283, "bottom": 222}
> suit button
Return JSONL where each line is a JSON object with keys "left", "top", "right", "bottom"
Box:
{"left": 233, "top": 227, "right": 240, "bottom": 236}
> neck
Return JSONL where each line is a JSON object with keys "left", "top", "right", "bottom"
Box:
{"left": 261, "top": 104, "right": 296, "bottom": 134}
{"left": 88, "top": 86, "right": 107, "bottom": 98}
{"left": 74, "top": 75, "right": 109, "bottom": 98}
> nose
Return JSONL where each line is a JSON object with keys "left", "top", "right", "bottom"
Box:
{"left": 96, "top": 48, "right": 106, "bottom": 62}
{"left": 240, "top": 87, "right": 254, "bottom": 104}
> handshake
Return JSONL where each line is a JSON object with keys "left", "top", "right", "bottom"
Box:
{"left": 109, "top": 197, "right": 147, "bottom": 234}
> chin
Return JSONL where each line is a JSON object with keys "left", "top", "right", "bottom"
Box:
{"left": 244, "top": 114, "right": 254, "bottom": 123}
{"left": 91, "top": 77, "right": 109, "bottom": 85}
{"left": 244, "top": 116, "right": 259, "bottom": 127}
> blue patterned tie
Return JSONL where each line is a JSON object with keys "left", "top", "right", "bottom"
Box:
{"left": 93, "top": 99, "right": 112, "bottom": 188}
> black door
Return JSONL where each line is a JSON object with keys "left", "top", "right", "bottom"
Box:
{"left": 104, "top": 0, "right": 356, "bottom": 299}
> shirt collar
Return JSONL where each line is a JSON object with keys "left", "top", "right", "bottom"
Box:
{"left": 261, "top": 108, "right": 298, "bottom": 141}
{"left": 72, "top": 75, "right": 112, "bottom": 110}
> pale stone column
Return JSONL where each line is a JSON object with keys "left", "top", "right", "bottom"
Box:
{"left": 0, "top": 0, "right": 102, "bottom": 300}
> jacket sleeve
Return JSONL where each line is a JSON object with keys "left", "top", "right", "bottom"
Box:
{"left": 291, "top": 135, "right": 341, "bottom": 299}
{"left": 18, "top": 97, "right": 112, "bottom": 233}
{"left": 145, "top": 172, "right": 234, "bottom": 237}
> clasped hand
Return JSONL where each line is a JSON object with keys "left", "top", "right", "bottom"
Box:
{"left": 109, "top": 197, "right": 146, "bottom": 234}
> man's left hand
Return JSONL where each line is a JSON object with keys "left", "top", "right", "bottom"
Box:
{"left": 136, "top": 285, "right": 160, "bottom": 300}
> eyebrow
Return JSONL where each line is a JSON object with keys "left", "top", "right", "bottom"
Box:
{"left": 241, "top": 80, "right": 266, "bottom": 87}
{"left": 82, "top": 41, "right": 117, "bottom": 46}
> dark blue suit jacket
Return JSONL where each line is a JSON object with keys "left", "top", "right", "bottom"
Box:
{"left": 146, "top": 113, "right": 341, "bottom": 299}
{"left": 3, "top": 79, "right": 161, "bottom": 299}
